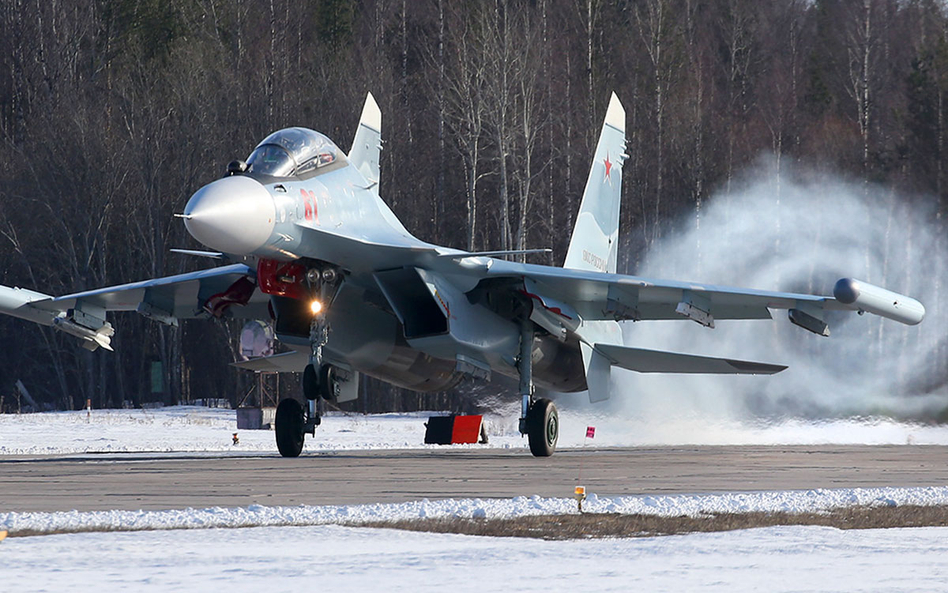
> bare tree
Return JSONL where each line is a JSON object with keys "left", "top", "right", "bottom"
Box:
{"left": 844, "top": 0, "right": 881, "bottom": 191}
{"left": 632, "top": 0, "right": 682, "bottom": 248}
{"left": 442, "top": 4, "right": 492, "bottom": 251}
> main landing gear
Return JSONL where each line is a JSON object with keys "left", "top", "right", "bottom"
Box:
{"left": 518, "top": 318, "right": 559, "bottom": 457}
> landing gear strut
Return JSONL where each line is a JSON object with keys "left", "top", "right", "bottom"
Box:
{"left": 518, "top": 317, "right": 559, "bottom": 457}
{"left": 301, "top": 364, "right": 323, "bottom": 434}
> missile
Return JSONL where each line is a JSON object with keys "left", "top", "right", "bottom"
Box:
{"left": 833, "top": 278, "right": 925, "bottom": 325}
{"left": 1, "top": 286, "right": 115, "bottom": 350}
{"left": 51, "top": 317, "right": 115, "bottom": 351}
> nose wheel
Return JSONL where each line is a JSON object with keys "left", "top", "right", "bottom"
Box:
{"left": 275, "top": 365, "right": 325, "bottom": 458}
{"left": 275, "top": 398, "right": 305, "bottom": 457}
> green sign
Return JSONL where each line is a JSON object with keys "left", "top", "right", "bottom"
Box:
{"left": 151, "top": 361, "right": 163, "bottom": 394}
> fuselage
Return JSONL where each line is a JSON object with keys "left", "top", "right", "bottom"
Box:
{"left": 182, "top": 128, "right": 587, "bottom": 394}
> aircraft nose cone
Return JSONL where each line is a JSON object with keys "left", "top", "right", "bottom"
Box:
{"left": 183, "top": 176, "right": 276, "bottom": 254}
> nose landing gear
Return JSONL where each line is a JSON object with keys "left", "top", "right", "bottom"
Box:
{"left": 275, "top": 264, "right": 339, "bottom": 458}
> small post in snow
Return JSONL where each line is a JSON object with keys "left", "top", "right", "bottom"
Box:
{"left": 575, "top": 426, "right": 595, "bottom": 512}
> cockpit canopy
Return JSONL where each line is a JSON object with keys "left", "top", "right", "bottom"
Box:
{"left": 246, "top": 127, "right": 341, "bottom": 178}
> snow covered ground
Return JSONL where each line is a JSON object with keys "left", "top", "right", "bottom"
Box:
{"left": 3, "top": 406, "right": 948, "bottom": 591}
{"left": 2, "top": 405, "right": 947, "bottom": 455}
{"left": 2, "top": 524, "right": 948, "bottom": 593}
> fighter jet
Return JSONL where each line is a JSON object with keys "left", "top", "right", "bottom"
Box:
{"left": 0, "top": 93, "right": 926, "bottom": 457}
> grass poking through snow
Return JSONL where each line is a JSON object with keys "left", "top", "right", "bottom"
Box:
{"left": 360, "top": 505, "right": 948, "bottom": 540}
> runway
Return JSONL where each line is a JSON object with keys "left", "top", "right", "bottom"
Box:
{"left": 2, "top": 445, "right": 947, "bottom": 513}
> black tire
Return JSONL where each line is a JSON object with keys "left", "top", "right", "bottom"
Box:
{"left": 304, "top": 363, "right": 337, "bottom": 401}
{"left": 275, "top": 398, "right": 305, "bottom": 457}
{"left": 302, "top": 364, "right": 319, "bottom": 401}
{"left": 526, "top": 398, "right": 558, "bottom": 457}
{"left": 318, "top": 364, "right": 335, "bottom": 401}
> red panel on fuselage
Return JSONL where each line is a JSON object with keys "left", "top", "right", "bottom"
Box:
{"left": 257, "top": 259, "right": 307, "bottom": 300}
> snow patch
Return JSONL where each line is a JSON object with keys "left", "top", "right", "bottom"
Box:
{"left": 2, "top": 406, "right": 948, "bottom": 456}
{"left": 3, "top": 486, "right": 948, "bottom": 536}
{"left": 3, "top": 523, "right": 948, "bottom": 593}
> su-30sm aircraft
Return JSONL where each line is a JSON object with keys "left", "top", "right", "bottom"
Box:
{"left": 0, "top": 93, "right": 926, "bottom": 457}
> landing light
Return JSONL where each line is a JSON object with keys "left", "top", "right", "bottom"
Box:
{"left": 310, "top": 300, "right": 323, "bottom": 315}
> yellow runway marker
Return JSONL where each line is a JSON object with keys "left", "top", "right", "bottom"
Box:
{"left": 574, "top": 486, "right": 587, "bottom": 512}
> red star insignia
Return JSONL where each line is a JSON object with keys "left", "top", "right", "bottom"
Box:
{"left": 604, "top": 153, "right": 613, "bottom": 182}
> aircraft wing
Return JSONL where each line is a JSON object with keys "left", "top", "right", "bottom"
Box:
{"left": 30, "top": 264, "right": 269, "bottom": 319}
{"left": 0, "top": 264, "right": 268, "bottom": 350}
{"left": 476, "top": 259, "right": 924, "bottom": 334}
{"left": 279, "top": 224, "right": 923, "bottom": 335}
{"left": 286, "top": 223, "right": 810, "bottom": 323}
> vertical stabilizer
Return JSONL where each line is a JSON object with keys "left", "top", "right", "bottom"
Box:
{"left": 563, "top": 93, "right": 626, "bottom": 274}
{"left": 349, "top": 92, "right": 382, "bottom": 197}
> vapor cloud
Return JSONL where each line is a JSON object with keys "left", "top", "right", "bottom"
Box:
{"left": 604, "top": 160, "right": 946, "bottom": 425}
